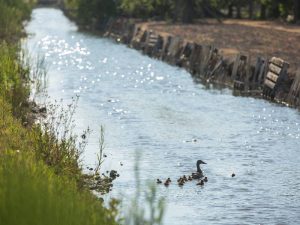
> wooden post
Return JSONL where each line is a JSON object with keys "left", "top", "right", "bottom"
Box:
{"left": 199, "top": 45, "right": 212, "bottom": 78}
{"left": 188, "top": 43, "right": 202, "bottom": 75}
{"left": 244, "top": 54, "right": 252, "bottom": 91}
{"left": 231, "top": 53, "right": 240, "bottom": 81}
{"left": 263, "top": 57, "right": 289, "bottom": 100}
{"left": 152, "top": 35, "right": 164, "bottom": 58}
{"left": 287, "top": 69, "right": 300, "bottom": 106}
{"left": 160, "top": 36, "right": 172, "bottom": 60}
{"left": 252, "top": 57, "right": 264, "bottom": 89}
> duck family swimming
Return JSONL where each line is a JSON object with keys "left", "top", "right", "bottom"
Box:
{"left": 157, "top": 160, "right": 208, "bottom": 187}
{"left": 157, "top": 160, "right": 236, "bottom": 188}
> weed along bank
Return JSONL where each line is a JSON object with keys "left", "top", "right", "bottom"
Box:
{"left": 0, "top": 2, "right": 118, "bottom": 225}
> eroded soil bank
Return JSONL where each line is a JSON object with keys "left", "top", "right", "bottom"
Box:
{"left": 141, "top": 19, "right": 300, "bottom": 71}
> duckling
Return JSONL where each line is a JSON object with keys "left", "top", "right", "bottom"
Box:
{"left": 196, "top": 180, "right": 205, "bottom": 186}
{"left": 231, "top": 173, "right": 236, "bottom": 177}
{"left": 178, "top": 179, "right": 185, "bottom": 186}
{"left": 164, "top": 180, "right": 170, "bottom": 186}
{"left": 183, "top": 175, "right": 188, "bottom": 182}
{"left": 188, "top": 176, "right": 193, "bottom": 181}
{"left": 203, "top": 177, "right": 208, "bottom": 182}
{"left": 156, "top": 179, "right": 162, "bottom": 184}
{"left": 177, "top": 177, "right": 184, "bottom": 182}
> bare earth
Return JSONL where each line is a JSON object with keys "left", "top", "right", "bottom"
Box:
{"left": 140, "top": 19, "right": 300, "bottom": 72}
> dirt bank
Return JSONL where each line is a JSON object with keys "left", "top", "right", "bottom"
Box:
{"left": 140, "top": 19, "right": 300, "bottom": 72}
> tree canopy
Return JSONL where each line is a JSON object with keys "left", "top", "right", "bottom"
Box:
{"left": 63, "top": 0, "right": 300, "bottom": 26}
{"left": 118, "top": 0, "right": 300, "bottom": 22}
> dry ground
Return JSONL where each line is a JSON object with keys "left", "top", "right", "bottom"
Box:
{"left": 140, "top": 19, "right": 300, "bottom": 73}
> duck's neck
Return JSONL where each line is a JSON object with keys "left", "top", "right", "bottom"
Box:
{"left": 196, "top": 163, "right": 202, "bottom": 173}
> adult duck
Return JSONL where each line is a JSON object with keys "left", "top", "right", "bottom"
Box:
{"left": 192, "top": 160, "right": 206, "bottom": 179}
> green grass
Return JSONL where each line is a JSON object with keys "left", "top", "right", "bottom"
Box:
{"left": 0, "top": 0, "right": 33, "bottom": 40}
{"left": 0, "top": 150, "right": 117, "bottom": 225}
{"left": 0, "top": 95, "right": 118, "bottom": 225}
{"left": 0, "top": 1, "right": 118, "bottom": 224}
{"left": 0, "top": 42, "right": 30, "bottom": 120}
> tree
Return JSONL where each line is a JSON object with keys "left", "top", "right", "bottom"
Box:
{"left": 172, "top": 0, "right": 196, "bottom": 23}
{"left": 259, "top": 0, "right": 268, "bottom": 19}
{"left": 248, "top": 0, "right": 254, "bottom": 19}
{"left": 294, "top": 0, "right": 300, "bottom": 21}
{"left": 182, "top": 0, "right": 196, "bottom": 23}
{"left": 269, "top": 0, "right": 280, "bottom": 18}
{"left": 76, "top": 0, "right": 117, "bottom": 27}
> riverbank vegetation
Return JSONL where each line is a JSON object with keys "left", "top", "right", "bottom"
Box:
{"left": 0, "top": 0, "right": 33, "bottom": 40}
{"left": 0, "top": 0, "right": 119, "bottom": 224}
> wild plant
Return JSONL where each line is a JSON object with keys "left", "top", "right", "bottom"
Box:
{"left": 30, "top": 96, "right": 90, "bottom": 186}
{"left": 124, "top": 152, "right": 165, "bottom": 225}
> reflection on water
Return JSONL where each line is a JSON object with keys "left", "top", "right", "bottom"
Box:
{"left": 24, "top": 8, "right": 300, "bottom": 225}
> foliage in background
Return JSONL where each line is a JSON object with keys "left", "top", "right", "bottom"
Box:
{"left": 63, "top": 0, "right": 300, "bottom": 25}
{"left": 63, "top": 0, "right": 117, "bottom": 29}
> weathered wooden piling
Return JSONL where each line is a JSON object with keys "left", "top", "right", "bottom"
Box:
{"left": 232, "top": 54, "right": 248, "bottom": 90}
{"left": 104, "top": 19, "right": 300, "bottom": 109}
{"left": 263, "top": 57, "right": 289, "bottom": 100}
{"left": 164, "top": 36, "right": 183, "bottom": 64}
{"left": 160, "top": 36, "right": 172, "bottom": 61}
{"left": 178, "top": 42, "right": 194, "bottom": 68}
{"left": 287, "top": 69, "right": 300, "bottom": 107}
{"left": 198, "top": 45, "right": 213, "bottom": 78}
{"left": 149, "top": 34, "right": 164, "bottom": 58}
{"left": 188, "top": 44, "right": 203, "bottom": 75}
{"left": 251, "top": 57, "right": 267, "bottom": 90}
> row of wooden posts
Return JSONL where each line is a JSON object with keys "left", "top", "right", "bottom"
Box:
{"left": 104, "top": 19, "right": 300, "bottom": 109}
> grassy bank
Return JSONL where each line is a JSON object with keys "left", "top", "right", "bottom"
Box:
{"left": 0, "top": 1, "right": 118, "bottom": 224}
{"left": 0, "top": 150, "right": 117, "bottom": 225}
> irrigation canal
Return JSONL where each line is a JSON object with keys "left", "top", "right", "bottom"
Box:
{"left": 24, "top": 8, "right": 300, "bottom": 225}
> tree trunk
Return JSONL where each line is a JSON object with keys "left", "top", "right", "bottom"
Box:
{"left": 181, "top": 0, "right": 195, "bottom": 23}
{"left": 260, "top": 3, "right": 267, "bottom": 19}
{"left": 236, "top": 2, "right": 242, "bottom": 19}
{"left": 248, "top": 0, "right": 254, "bottom": 19}
{"left": 269, "top": 0, "right": 280, "bottom": 18}
{"left": 294, "top": 0, "right": 300, "bottom": 21}
{"left": 228, "top": 4, "right": 233, "bottom": 18}
{"left": 173, "top": 0, "right": 181, "bottom": 22}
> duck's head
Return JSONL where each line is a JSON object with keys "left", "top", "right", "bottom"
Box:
{"left": 197, "top": 160, "right": 207, "bottom": 165}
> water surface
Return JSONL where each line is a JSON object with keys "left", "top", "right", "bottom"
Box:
{"left": 24, "top": 8, "right": 300, "bottom": 225}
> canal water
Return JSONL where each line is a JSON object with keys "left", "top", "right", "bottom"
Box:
{"left": 24, "top": 8, "right": 300, "bottom": 225}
